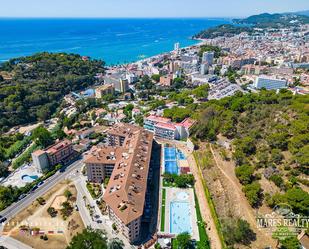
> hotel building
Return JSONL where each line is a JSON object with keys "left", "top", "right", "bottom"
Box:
{"left": 84, "top": 123, "right": 153, "bottom": 243}
{"left": 144, "top": 115, "right": 195, "bottom": 140}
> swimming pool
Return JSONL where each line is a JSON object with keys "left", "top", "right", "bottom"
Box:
{"left": 21, "top": 174, "right": 39, "bottom": 183}
{"left": 170, "top": 201, "right": 192, "bottom": 235}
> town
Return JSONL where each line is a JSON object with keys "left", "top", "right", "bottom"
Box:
{"left": 0, "top": 15, "right": 309, "bottom": 249}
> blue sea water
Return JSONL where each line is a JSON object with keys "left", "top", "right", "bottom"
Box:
{"left": 0, "top": 18, "right": 229, "bottom": 65}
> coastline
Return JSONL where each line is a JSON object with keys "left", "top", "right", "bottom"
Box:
{"left": 111, "top": 38, "right": 207, "bottom": 68}
{"left": 0, "top": 18, "right": 228, "bottom": 65}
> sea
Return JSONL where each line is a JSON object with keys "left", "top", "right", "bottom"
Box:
{"left": 0, "top": 18, "right": 230, "bottom": 65}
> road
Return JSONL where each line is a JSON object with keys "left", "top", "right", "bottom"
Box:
{"left": 0, "top": 159, "right": 83, "bottom": 221}
{"left": 74, "top": 175, "right": 136, "bottom": 249}
{"left": 0, "top": 159, "right": 84, "bottom": 249}
{"left": 0, "top": 236, "right": 33, "bottom": 249}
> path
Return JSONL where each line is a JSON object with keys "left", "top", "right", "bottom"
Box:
{"left": 209, "top": 144, "right": 276, "bottom": 248}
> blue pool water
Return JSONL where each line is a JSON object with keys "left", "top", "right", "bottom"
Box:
{"left": 170, "top": 201, "right": 192, "bottom": 235}
{"left": 165, "top": 161, "right": 178, "bottom": 175}
{"left": 21, "top": 174, "right": 39, "bottom": 183}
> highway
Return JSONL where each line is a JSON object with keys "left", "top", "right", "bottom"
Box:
{"left": 0, "top": 159, "right": 83, "bottom": 221}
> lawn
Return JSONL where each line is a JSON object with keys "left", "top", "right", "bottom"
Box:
{"left": 160, "top": 188, "right": 166, "bottom": 232}
{"left": 12, "top": 143, "right": 40, "bottom": 169}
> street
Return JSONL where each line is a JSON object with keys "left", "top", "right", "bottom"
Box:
{"left": 0, "top": 159, "right": 83, "bottom": 222}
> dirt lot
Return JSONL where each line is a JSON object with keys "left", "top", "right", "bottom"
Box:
{"left": 4, "top": 181, "right": 84, "bottom": 249}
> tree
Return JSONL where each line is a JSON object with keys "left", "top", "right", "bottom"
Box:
{"left": 61, "top": 201, "right": 73, "bottom": 218}
{"left": 0, "top": 161, "right": 8, "bottom": 178}
{"left": 174, "top": 174, "right": 195, "bottom": 188}
{"left": 123, "top": 104, "right": 134, "bottom": 119}
{"left": 269, "top": 174, "right": 284, "bottom": 188}
{"left": 151, "top": 74, "right": 161, "bottom": 83}
{"left": 67, "top": 227, "right": 108, "bottom": 249}
{"left": 271, "top": 149, "right": 283, "bottom": 164}
{"left": 242, "top": 181, "right": 262, "bottom": 207}
{"left": 280, "top": 236, "right": 301, "bottom": 249}
{"left": 36, "top": 105, "right": 51, "bottom": 121}
{"left": 47, "top": 207, "right": 58, "bottom": 217}
{"left": 154, "top": 243, "right": 162, "bottom": 249}
{"left": 134, "top": 114, "right": 144, "bottom": 127}
{"left": 108, "top": 238, "right": 124, "bottom": 249}
{"left": 267, "top": 132, "right": 289, "bottom": 150}
{"left": 172, "top": 77, "right": 186, "bottom": 89}
{"left": 294, "top": 144, "right": 309, "bottom": 172}
{"left": 175, "top": 232, "right": 194, "bottom": 249}
{"left": 222, "top": 218, "right": 256, "bottom": 247}
{"left": 235, "top": 164, "right": 254, "bottom": 185}
{"left": 32, "top": 126, "right": 53, "bottom": 148}
{"left": 36, "top": 197, "right": 46, "bottom": 205}
{"left": 64, "top": 189, "right": 72, "bottom": 200}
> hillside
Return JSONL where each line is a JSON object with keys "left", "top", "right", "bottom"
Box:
{"left": 0, "top": 53, "right": 105, "bottom": 132}
{"left": 189, "top": 89, "right": 308, "bottom": 208}
{"left": 233, "top": 12, "right": 309, "bottom": 28}
{"left": 188, "top": 90, "right": 309, "bottom": 247}
{"left": 195, "top": 12, "right": 309, "bottom": 39}
{"left": 193, "top": 24, "right": 252, "bottom": 39}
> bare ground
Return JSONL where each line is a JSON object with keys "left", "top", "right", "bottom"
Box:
{"left": 4, "top": 181, "right": 84, "bottom": 249}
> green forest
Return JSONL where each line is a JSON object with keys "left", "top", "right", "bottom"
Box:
{"left": 0, "top": 52, "right": 105, "bottom": 132}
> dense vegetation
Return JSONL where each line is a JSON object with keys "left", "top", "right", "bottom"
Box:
{"left": 190, "top": 89, "right": 309, "bottom": 210}
{"left": 198, "top": 45, "right": 223, "bottom": 58}
{"left": 194, "top": 24, "right": 252, "bottom": 39}
{"left": 221, "top": 218, "right": 256, "bottom": 247}
{"left": 233, "top": 13, "right": 309, "bottom": 28}
{"left": 194, "top": 12, "right": 309, "bottom": 39}
{"left": 0, "top": 52, "right": 105, "bottom": 132}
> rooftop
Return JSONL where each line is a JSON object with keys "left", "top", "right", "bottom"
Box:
{"left": 88, "top": 124, "right": 154, "bottom": 225}
{"left": 45, "top": 139, "right": 72, "bottom": 155}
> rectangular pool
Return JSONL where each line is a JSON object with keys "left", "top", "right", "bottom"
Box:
{"left": 170, "top": 201, "right": 192, "bottom": 235}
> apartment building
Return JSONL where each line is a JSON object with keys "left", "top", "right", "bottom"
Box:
{"left": 144, "top": 115, "right": 195, "bottom": 140}
{"left": 85, "top": 123, "right": 154, "bottom": 243}
{"left": 95, "top": 84, "right": 115, "bottom": 98}
{"left": 32, "top": 139, "right": 75, "bottom": 172}
{"left": 254, "top": 76, "right": 287, "bottom": 90}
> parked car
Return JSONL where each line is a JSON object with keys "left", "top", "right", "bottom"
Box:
{"left": 18, "top": 194, "right": 27, "bottom": 200}
{"left": 0, "top": 216, "right": 7, "bottom": 223}
{"left": 37, "top": 181, "right": 44, "bottom": 187}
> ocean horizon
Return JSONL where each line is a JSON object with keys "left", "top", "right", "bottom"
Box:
{"left": 0, "top": 18, "right": 230, "bottom": 65}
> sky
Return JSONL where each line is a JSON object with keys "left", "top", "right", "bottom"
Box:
{"left": 0, "top": 0, "right": 308, "bottom": 18}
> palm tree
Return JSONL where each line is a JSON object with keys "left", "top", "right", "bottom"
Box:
{"left": 108, "top": 238, "right": 124, "bottom": 249}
